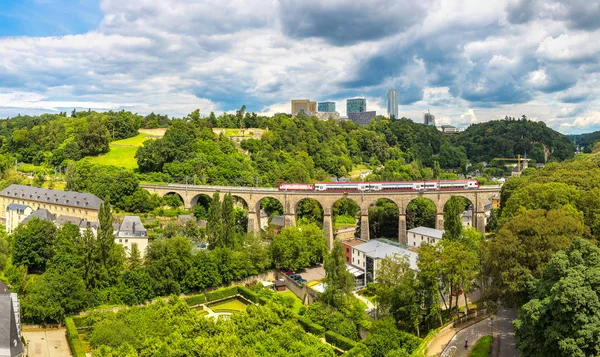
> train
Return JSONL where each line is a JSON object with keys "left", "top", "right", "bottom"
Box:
{"left": 278, "top": 180, "right": 480, "bottom": 192}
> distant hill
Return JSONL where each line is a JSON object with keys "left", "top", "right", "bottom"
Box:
{"left": 569, "top": 132, "right": 600, "bottom": 153}
{"left": 452, "top": 118, "right": 575, "bottom": 163}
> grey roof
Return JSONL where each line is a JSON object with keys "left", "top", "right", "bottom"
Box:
{"left": 353, "top": 239, "right": 418, "bottom": 270}
{"left": 462, "top": 210, "right": 473, "bottom": 218}
{"left": 0, "top": 184, "right": 103, "bottom": 210}
{"left": 0, "top": 282, "right": 24, "bottom": 357}
{"left": 407, "top": 226, "right": 445, "bottom": 239}
{"left": 21, "top": 209, "right": 56, "bottom": 224}
{"left": 6, "top": 203, "right": 29, "bottom": 213}
{"left": 118, "top": 216, "right": 146, "bottom": 235}
{"left": 270, "top": 215, "right": 285, "bottom": 227}
{"left": 55, "top": 215, "right": 82, "bottom": 226}
{"left": 79, "top": 219, "right": 99, "bottom": 229}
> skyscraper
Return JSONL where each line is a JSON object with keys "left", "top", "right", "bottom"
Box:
{"left": 424, "top": 110, "right": 436, "bottom": 126}
{"left": 347, "top": 98, "right": 366, "bottom": 114}
{"left": 387, "top": 89, "right": 398, "bottom": 119}
{"left": 291, "top": 99, "right": 317, "bottom": 116}
{"left": 318, "top": 102, "right": 336, "bottom": 112}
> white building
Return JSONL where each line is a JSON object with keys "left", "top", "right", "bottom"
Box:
{"left": 5, "top": 204, "right": 32, "bottom": 234}
{"left": 351, "top": 239, "right": 418, "bottom": 286}
{"left": 407, "top": 226, "right": 445, "bottom": 247}
{"left": 115, "top": 216, "right": 148, "bottom": 257}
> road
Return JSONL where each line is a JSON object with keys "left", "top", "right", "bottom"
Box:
{"left": 494, "top": 307, "right": 520, "bottom": 357}
{"left": 441, "top": 318, "right": 493, "bottom": 357}
{"left": 22, "top": 328, "right": 71, "bottom": 357}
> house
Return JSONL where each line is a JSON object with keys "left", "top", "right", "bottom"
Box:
{"left": 273, "top": 280, "right": 286, "bottom": 292}
{"left": 342, "top": 239, "right": 365, "bottom": 264}
{"left": 20, "top": 208, "right": 56, "bottom": 225}
{"left": 461, "top": 210, "right": 473, "bottom": 227}
{"left": 0, "top": 184, "right": 103, "bottom": 226}
{"left": 351, "top": 239, "right": 418, "bottom": 286}
{"left": 259, "top": 209, "right": 269, "bottom": 230}
{"left": 491, "top": 194, "right": 500, "bottom": 209}
{"left": 115, "top": 216, "right": 148, "bottom": 257}
{"left": 0, "top": 281, "right": 24, "bottom": 357}
{"left": 5, "top": 204, "right": 32, "bottom": 234}
{"left": 407, "top": 227, "right": 444, "bottom": 247}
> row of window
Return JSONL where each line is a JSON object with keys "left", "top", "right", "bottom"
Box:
{"left": 4, "top": 200, "right": 90, "bottom": 215}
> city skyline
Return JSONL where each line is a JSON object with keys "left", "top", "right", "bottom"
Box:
{"left": 1, "top": 1, "right": 600, "bottom": 134}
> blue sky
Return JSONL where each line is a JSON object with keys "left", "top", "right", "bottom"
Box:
{"left": 0, "top": 0, "right": 599, "bottom": 133}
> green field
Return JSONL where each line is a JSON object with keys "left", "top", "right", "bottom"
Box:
{"left": 88, "top": 132, "right": 155, "bottom": 169}
{"left": 208, "top": 297, "right": 249, "bottom": 312}
{"left": 276, "top": 290, "right": 304, "bottom": 314}
{"left": 469, "top": 335, "right": 492, "bottom": 357}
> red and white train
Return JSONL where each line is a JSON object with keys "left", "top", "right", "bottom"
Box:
{"left": 278, "top": 180, "right": 479, "bottom": 192}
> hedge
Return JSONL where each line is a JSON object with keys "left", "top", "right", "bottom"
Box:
{"left": 65, "top": 318, "right": 86, "bottom": 357}
{"left": 71, "top": 316, "right": 88, "bottom": 328}
{"left": 185, "top": 294, "right": 207, "bottom": 306}
{"left": 205, "top": 286, "right": 239, "bottom": 302}
{"left": 238, "top": 286, "right": 259, "bottom": 303}
{"left": 258, "top": 296, "right": 270, "bottom": 305}
{"left": 298, "top": 317, "right": 325, "bottom": 336}
{"left": 325, "top": 330, "right": 357, "bottom": 351}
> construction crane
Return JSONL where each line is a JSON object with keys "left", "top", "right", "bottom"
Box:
{"left": 492, "top": 154, "right": 530, "bottom": 176}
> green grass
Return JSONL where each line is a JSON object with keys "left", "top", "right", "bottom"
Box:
{"left": 208, "top": 297, "right": 249, "bottom": 312}
{"left": 469, "top": 335, "right": 492, "bottom": 357}
{"left": 349, "top": 164, "right": 369, "bottom": 178}
{"left": 276, "top": 290, "right": 304, "bottom": 314}
{"left": 88, "top": 132, "right": 155, "bottom": 169}
{"left": 335, "top": 215, "right": 356, "bottom": 228}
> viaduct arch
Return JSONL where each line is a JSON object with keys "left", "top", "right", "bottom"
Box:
{"left": 142, "top": 184, "right": 501, "bottom": 249}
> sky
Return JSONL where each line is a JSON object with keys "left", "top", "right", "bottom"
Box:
{"left": 0, "top": 0, "right": 599, "bottom": 134}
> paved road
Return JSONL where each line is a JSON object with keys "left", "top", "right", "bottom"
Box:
{"left": 494, "top": 307, "right": 520, "bottom": 357}
{"left": 442, "top": 318, "right": 493, "bottom": 357}
{"left": 22, "top": 329, "right": 71, "bottom": 357}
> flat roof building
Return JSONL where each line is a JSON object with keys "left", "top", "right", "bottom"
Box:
{"left": 407, "top": 226, "right": 444, "bottom": 247}
{"left": 348, "top": 111, "right": 376, "bottom": 126}
{"left": 318, "top": 102, "right": 336, "bottom": 112}
{"left": 347, "top": 98, "right": 366, "bottom": 114}
{"left": 351, "top": 239, "right": 418, "bottom": 286}
{"left": 387, "top": 89, "right": 398, "bottom": 119}
{"left": 291, "top": 99, "right": 316, "bottom": 116}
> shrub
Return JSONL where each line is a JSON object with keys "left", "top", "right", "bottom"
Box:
{"left": 298, "top": 317, "right": 325, "bottom": 336}
{"left": 238, "top": 286, "right": 259, "bottom": 303}
{"left": 325, "top": 330, "right": 357, "bottom": 351}
{"left": 205, "top": 286, "right": 239, "bottom": 302}
{"left": 65, "top": 318, "right": 86, "bottom": 357}
{"left": 184, "top": 294, "right": 207, "bottom": 306}
{"left": 258, "top": 296, "right": 270, "bottom": 305}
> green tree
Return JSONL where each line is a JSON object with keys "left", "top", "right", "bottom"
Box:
{"left": 442, "top": 196, "right": 463, "bottom": 241}
{"left": 322, "top": 242, "right": 355, "bottom": 308}
{"left": 406, "top": 198, "right": 436, "bottom": 229}
{"left": 12, "top": 217, "right": 57, "bottom": 273}
{"left": 514, "top": 238, "right": 600, "bottom": 357}
{"left": 270, "top": 223, "right": 326, "bottom": 271}
{"left": 128, "top": 244, "right": 142, "bottom": 270}
{"left": 222, "top": 193, "right": 237, "bottom": 248}
{"left": 207, "top": 192, "right": 223, "bottom": 249}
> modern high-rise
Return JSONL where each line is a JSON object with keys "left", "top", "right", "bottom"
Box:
{"left": 387, "top": 89, "right": 398, "bottom": 119}
{"left": 424, "top": 110, "right": 436, "bottom": 126}
{"left": 291, "top": 99, "right": 316, "bottom": 116}
{"left": 318, "top": 102, "right": 336, "bottom": 112}
{"left": 347, "top": 98, "right": 366, "bottom": 114}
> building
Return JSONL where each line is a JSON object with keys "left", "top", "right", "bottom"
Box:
{"left": 318, "top": 102, "right": 336, "bottom": 112}
{"left": 437, "top": 125, "right": 462, "bottom": 134}
{"left": 291, "top": 99, "right": 316, "bottom": 116}
{"left": 20, "top": 208, "right": 56, "bottom": 225}
{"left": 342, "top": 239, "right": 365, "bottom": 264}
{"left": 387, "top": 89, "right": 398, "bottom": 119}
{"left": 461, "top": 210, "right": 473, "bottom": 228}
{"left": 346, "top": 98, "right": 366, "bottom": 114}
{"left": 0, "top": 185, "right": 103, "bottom": 229}
{"left": 491, "top": 194, "right": 500, "bottom": 209}
{"left": 348, "top": 111, "right": 376, "bottom": 126}
{"left": 5, "top": 204, "right": 32, "bottom": 234}
{"left": 424, "top": 110, "right": 436, "bottom": 126}
{"left": 115, "top": 216, "right": 148, "bottom": 257}
{"left": 351, "top": 239, "right": 418, "bottom": 286}
{"left": 0, "top": 281, "right": 24, "bottom": 357}
{"left": 312, "top": 112, "right": 340, "bottom": 121}
{"left": 407, "top": 226, "right": 444, "bottom": 247}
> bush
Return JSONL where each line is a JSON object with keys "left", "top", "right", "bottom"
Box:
{"left": 325, "top": 330, "right": 357, "bottom": 351}
{"left": 238, "top": 286, "right": 259, "bottom": 303}
{"left": 65, "top": 318, "right": 86, "bottom": 357}
{"left": 298, "top": 317, "right": 325, "bottom": 336}
{"left": 205, "top": 286, "right": 239, "bottom": 302}
{"left": 184, "top": 294, "right": 207, "bottom": 306}
{"left": 258, "top": 296, "right": 270, "bottom": 305}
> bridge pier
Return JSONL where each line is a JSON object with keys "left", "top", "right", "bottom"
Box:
{"left": 475, "top": 211, "right": 486, "bottom": 235}
{"left": 360, "top": 215, "right": 370, "bottom": 241}
{"left": 284, "top": 214, "right": 296, "bottom": 227}
{"left": 247, "top": 210, "right": 260, "bottom": 234}
{"left": 323, "top": 214, "right": 334, "bottom": 250}
{"left": 398, "top": 214, "right": 407, "bottom": 245}
{"left": 436, "top": 212, "right": 444, "bottom": 230}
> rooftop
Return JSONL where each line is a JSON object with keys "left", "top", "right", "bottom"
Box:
{"left": 55, "top": 215, "right": 82, "bottom": 226}
{"left": 118, "top": 216, "right": 147, "bottom": 234}
{"left": 353, "top": 239, "right": 418, "bottom": 270}
{"left": 407, "top": 226, "right": 445, "bottom": 239}
{"left": 6, "top": 203, "right": 29, "bottom": 213}
{"left": 342, "top": 238, "right": 366, "bottom": 247}
{"left": 22, "top": 208, "right": 56, "bottom": 224}
{"left": 0, "top": 184, "right": 103, "bottom": 210}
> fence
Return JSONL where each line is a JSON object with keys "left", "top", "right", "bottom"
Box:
{"left": 453, "top": 308, "right": 488, "bottom": 327}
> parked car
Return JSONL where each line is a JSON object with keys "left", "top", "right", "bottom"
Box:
{"left": 289, "top": 274, "right": 298, "bottom": 280}
{"left": 285, "top": 271, "right": 295, "bottom": 276}
{"left": 292, "top": 275, "right": 302, "bottom": 281}
{"left": 298, "top": 279, "right": 307, "bottom": 285}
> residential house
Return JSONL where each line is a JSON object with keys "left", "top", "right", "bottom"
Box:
{"left": 407, "top": 227, "right": 444, "bottom": 247}
{"left": 351, "top": 239, "right": 418, "bottom": 286}
{"left": 115, "top": 216, "right": 148, "bottom": 257}
{"left": 5, "top": 204, "right": 32, "bottom": 234}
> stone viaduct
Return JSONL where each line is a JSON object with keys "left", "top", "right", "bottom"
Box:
{"left": 141, "top": 184, "right": 501, "bottom": 249}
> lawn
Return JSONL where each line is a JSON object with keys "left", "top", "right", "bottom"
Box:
{"left": 208, "top": 297, "right": 249, "bottom": 312}
{"left": 88, "top": 132, "right": 155, "bottom": 169}
{"left": 276, "top": 290, "right": 304, "bottom": 314}
{"left": 349, "top": 164, "right": 370, "bottom": 178}
{"left": 469, "top": 335, "right": 492, "bottom": 357}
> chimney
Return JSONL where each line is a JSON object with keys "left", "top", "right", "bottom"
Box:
{"left": 132, "top": 222, "right": 136, "bottom": 235}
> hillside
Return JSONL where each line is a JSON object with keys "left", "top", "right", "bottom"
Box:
{"left": 452, "top": 118, "right": 575, "bottom": 163}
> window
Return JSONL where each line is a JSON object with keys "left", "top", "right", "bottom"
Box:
{"left": 346, "top": 247, "right": 349, "bottom": 253}
{"left": 346, "top": 257, "right": 349, "bottom": 262}
{"left": 119, "top": 239, "right": 122, "bottom": 243}
{"left": 358, "top": 260, "right": 361, "bottom": 265}
{"left": 352, "top": 257, "right": 355, "bottom": 263}
{"left": 125, "top": 239, "right": 128, "bottom": 243}
{"left": 72, "top": 209, "right": 75, "bottom": 213}
{"left": 414, "top": 242, "right": 416, "bottom": 246}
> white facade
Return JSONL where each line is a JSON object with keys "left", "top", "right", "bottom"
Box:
{"left": 115, "top": 216, "right": 148, "bottom": 257}
{"left": 407, "top": 226, "right": 444, "bottom": 247}
{"left": 351, "top": 239, "right": 418, "bottom": 285}
{"left": 115, "top": 237, "right": 148, "bottom": 258}
{"left": 5, "top": 205, "right": 32, "bottom": 234}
